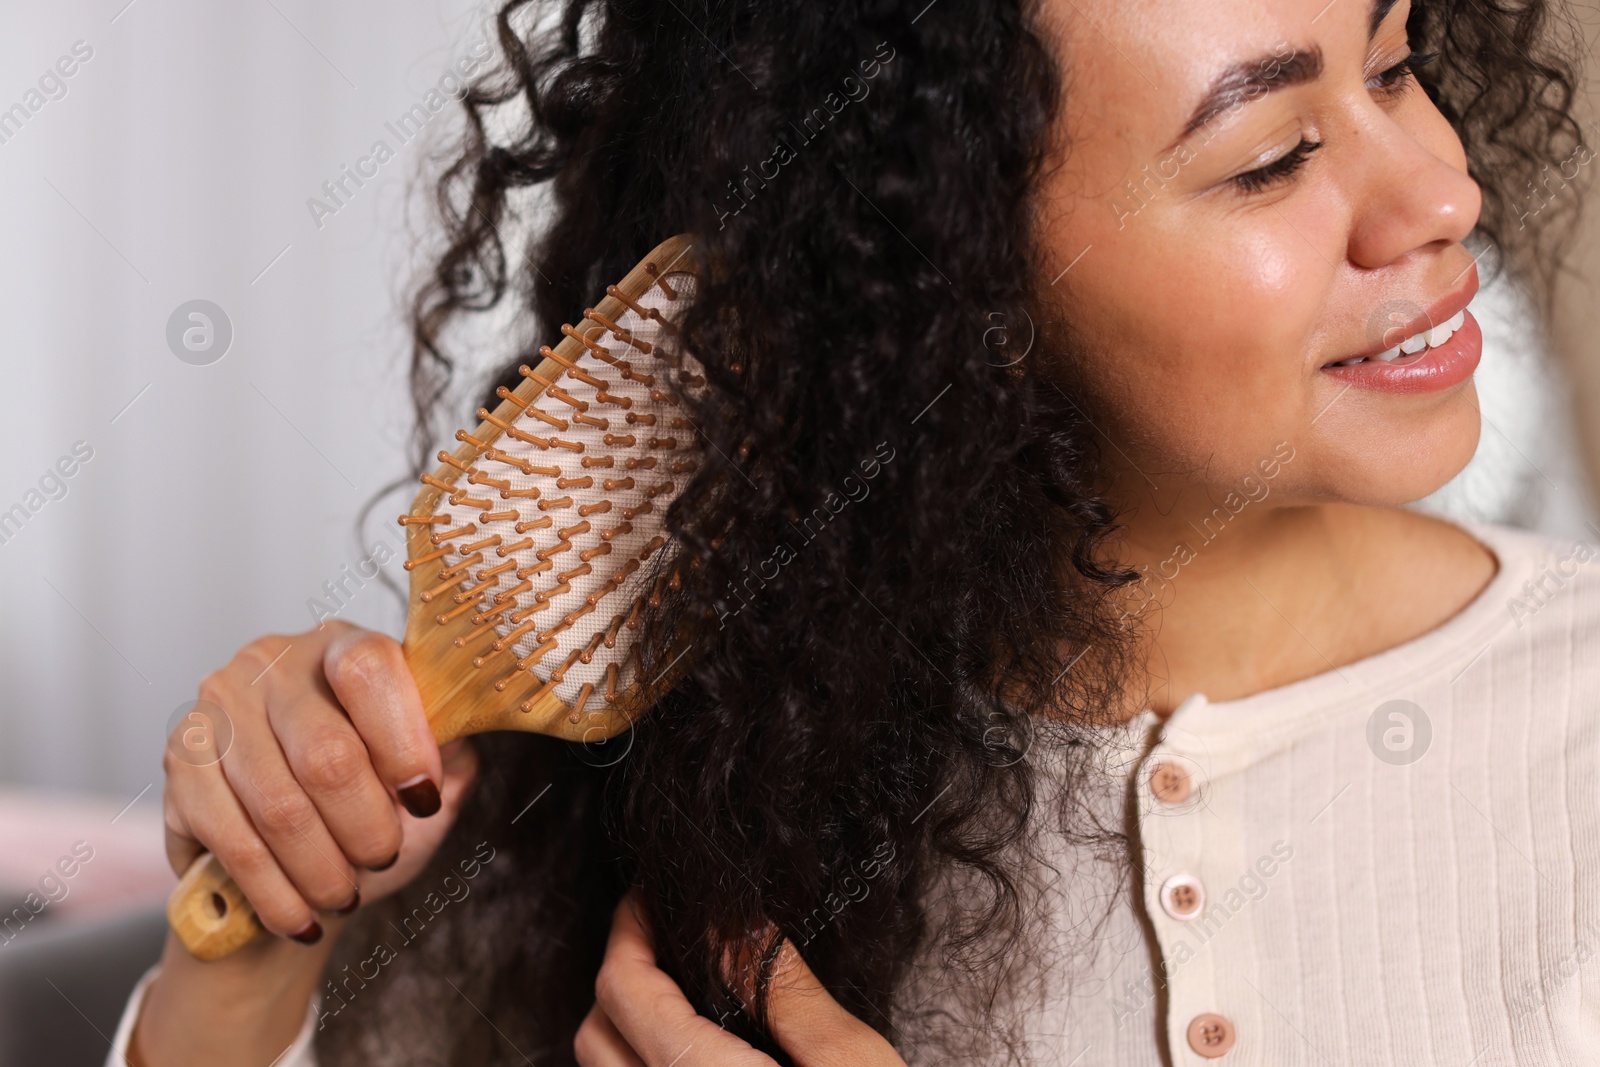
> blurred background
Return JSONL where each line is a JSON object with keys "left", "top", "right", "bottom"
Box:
{"left": 0, "top": 2, "right": 495, "bottom": 1061}
{"left": 0, "top": 1, "right": 1597, "bottom": 1063}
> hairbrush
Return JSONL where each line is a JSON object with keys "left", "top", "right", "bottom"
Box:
{"left": 169, "top": 234, "right": 702, "bottom": 960}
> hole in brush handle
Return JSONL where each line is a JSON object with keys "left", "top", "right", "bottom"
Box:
{"left": 167, "top": 851, "right": 264, "bottom": 961}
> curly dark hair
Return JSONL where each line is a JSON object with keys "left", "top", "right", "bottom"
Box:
{"left": 321, "top": 1, "right": 1587, "bottom": 1063}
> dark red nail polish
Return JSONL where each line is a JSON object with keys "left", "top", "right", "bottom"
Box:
{"left": 398, "top": 778, "right": 441, "bottom": 818}
{"left": 369, "top": 851, "right": 399, "bottom": 872}
{"left": 333, "top": 890, "right": 361, "bottom": 916}
{"left": 288, "top": 920, "right": 324, "bottom": 945}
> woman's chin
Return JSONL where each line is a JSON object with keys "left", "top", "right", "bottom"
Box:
{"left": 1276, "top": 426, "right": 1477, "bottom": 510}
{"left": 1297, "top": 380, "right": 1482, "bottom": 507}
{"left": 1351, "top": 428, "right": 1483, "bottom": 508}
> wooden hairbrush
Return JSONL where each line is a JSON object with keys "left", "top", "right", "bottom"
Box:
{"left": 169, "top": 234, "right": 702, "bottom": 960}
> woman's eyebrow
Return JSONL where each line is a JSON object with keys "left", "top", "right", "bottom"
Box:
{"left": 1171, "top": 0, "right": 1401, "bottom": 148}
{"left": 1174, "top": 47, "right": 1325, "bottom": 146}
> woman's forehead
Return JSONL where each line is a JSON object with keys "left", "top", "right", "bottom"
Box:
{"left": 1036, "top": 0, "right": 1395, "bottom": 158}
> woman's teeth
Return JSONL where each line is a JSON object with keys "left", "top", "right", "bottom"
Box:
{"left": 1330, "top": 310, "right": 1467, "bottom": 367}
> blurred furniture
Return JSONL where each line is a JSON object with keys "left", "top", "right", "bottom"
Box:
{"left": 0, "top": 904, "right": 165, "bottom": 1067}
{"left": 0, "top": 787, "right": 171, "bottom": 1066}
{"left": 0, "top": 787, "right": 171, "bottom": 922}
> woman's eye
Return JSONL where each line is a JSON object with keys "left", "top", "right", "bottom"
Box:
{"left": 1230, "top": 138, "right": 1324, "bottom": 194}
{"left": 1367, "top": 49, "right": 1439, "bottom": 98}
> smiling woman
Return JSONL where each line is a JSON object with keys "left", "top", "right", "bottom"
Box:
{"left": 111, "top": 1, "right": 1597, "bottom": 1066}
{"left": 1035, "top": 0, "right": 1524, "bottom": 520}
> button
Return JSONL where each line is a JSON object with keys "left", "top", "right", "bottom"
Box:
{"left": 1160, "top": 873, "right": 1205, "bottom": 920}
{"left": 1186, "top": 1013, "right": 1236, "bottom": 1058}
{"left": 1148, "top": 760, "right": 1191, "bottom": 804}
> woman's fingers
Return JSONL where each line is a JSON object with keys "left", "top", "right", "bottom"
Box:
{"left": 759, "top": 939, "right": 906, "bottom": 1067}
{"left": 163, "top": 749, "right": 321, "bottom": 940}
{"left": 323, "top": 628, "right": 442, "bottom": 818}
{"left": 267, "top": 684, "right": 402, "bottom": 873}
{"left": 590, "top": 893, "right": 903, "bottom": 1067}
{"left": 160, "top": 623, "right": 482, "bottom": 952}
{"left": 573, "top": 1003, "right": 648, "bottom": 1067}
{"left": 220, "top": 684, "right": 361, "bottom": 921}
{"left": 594, "top": 893, "right": 771, "bottom": 1067}
{"left": 357, "top": 738, "right": 481, "bottom": 900}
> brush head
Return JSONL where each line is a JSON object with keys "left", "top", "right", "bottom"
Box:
{"left": 400, "top": 234, "right": 701, "bottom": 744}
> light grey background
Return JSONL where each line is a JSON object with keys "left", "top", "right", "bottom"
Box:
{"left": 0, "top": 0, "right": 495, "bottom": 801}
{"left": 0, "top": 0, "right": 1593, "bottom": 806}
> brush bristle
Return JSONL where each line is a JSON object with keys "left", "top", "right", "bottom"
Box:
{"left": 402, "top": 266, "right": 700, "bottom": 723}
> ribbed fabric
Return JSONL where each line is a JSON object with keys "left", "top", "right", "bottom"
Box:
{"left": 109, "top": 521, "right": 1600, "bottom": 1066}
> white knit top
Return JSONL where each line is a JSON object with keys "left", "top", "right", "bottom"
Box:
{"left": 110, "top": 521, "right": 1600, "bottom": 1066}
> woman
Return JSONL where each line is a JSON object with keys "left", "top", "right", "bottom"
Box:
{"left": 115, "top": 0, "right": 1594, "bottom": 1063}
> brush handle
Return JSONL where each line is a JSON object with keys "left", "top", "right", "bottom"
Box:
{"left": 166, "top": 698, "right": 469, "bottom": 961}
{"left": 166, "top": 706, "right": 478, "bottom": 961}
{"left": 166, "top": 673, "right": 650, "bottom": 960}
{"left": 167, "top": 852, "right": 263, "bottom": 961}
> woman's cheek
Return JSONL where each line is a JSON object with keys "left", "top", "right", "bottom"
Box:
{"left": 1195, "top": 230, "right": 1328, "bottom": 389}
{"left": 1235, "top": 228, "right": 1304, "bottom": 300}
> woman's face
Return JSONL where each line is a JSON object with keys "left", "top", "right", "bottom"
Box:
{"left": 1036, "top": 0, "right": 1483, "bottom": 510}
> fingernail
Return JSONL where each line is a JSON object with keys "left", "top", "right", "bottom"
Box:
{"left": 397, "top": 775, "right": 441, "bottom": 818}
{"left": 369, "top": 851, "right": 399, "bottom": 872}
{"left": 332, "top": 890, "right": 361, "bottom": 916}
{"left": 288, "top": 920, "right": 324, "bottom": 945}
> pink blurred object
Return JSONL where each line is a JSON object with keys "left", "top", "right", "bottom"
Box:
{"left": 0, "top": 786, "right": 171, "bottom": 929}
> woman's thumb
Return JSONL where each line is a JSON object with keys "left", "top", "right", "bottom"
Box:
{"left": 757, "top": 937, "right": 905, "bottom": 1067}
{"left": 427, "top": 737, "right": 480, "bottom": 827}
{"left": 355, "top": 738, "right": 480, "bottom": 904}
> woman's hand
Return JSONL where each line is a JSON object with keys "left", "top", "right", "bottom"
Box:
{"left": 132, "top": 621, "right": 479, "bottom": 1067}
{"left": 162, "top": 621, "right": 475, "bottom": 940}
{"left": 576, "top": 892, "right": 908, "bottom": 1067}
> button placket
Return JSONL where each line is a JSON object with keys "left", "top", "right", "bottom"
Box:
{"left": 1138, "top": 746, "right": 1239, "bottom": 1061}
{"left": 1138, "top": 747, "right": 1208, "bottom": 934}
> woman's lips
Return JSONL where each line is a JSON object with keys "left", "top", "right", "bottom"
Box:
{"left": 1319, "top": 310, "right": 1482, "bottom": 394}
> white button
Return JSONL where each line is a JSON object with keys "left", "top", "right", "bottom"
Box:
{"left": 1160, "top": 873, "right": 1205, "bottom": 920}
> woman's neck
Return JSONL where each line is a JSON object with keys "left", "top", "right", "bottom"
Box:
{"left": 1112, "top": 497, "right": 1497, "bottom": 718}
